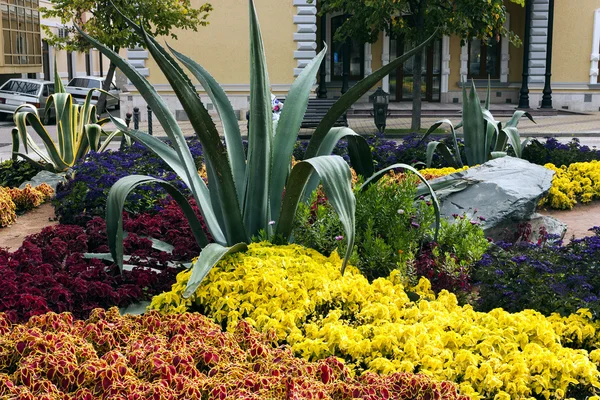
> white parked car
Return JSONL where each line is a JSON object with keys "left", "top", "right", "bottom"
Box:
{"left": 66, "top": 76, "right": 120, "bottom": 110}
{"left": 0, "top": 79, "right": 55, "bottom": 121}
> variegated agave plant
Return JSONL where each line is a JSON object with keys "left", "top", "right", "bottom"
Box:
{"left": 11, "top": 66, "right": 125, "bottom": 172}
{"left": 78, "top": 0, "right": 441, "bottom": 298}
{"left": 423, "top": 80, "right": 535, "bottom": 168}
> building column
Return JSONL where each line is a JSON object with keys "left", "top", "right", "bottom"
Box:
{"left": 518, "top": 0, "right": 533, "bottom": 109}
{"left": 89, "top": 49, "right": 94, "bottom": 76}
{"left": 441, "top": 35, "right": 450, "bottom": 94}
{"left": 540, "top": 0, "right": 554, "bottom": 108}
{"left": 381, "top": 31, "right": 390, "bottom": 92}
{"left": 590, "top": 9, "right": 600, "bottom": 84}
{"left": 459, "top": 44, "right": 468, "bottom": 84}
{"left": 364, "top": 42, "right": 372, "bottom": 75}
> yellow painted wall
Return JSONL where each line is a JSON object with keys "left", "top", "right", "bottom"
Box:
{"left": 145, "top": 0, "right": 298, "bottom": 87}
{"left": 371, "top": 32, "right": 383, "bottom": 72}
{"left": 54, "top": 49, "right": 68, "bottom": 74}
{"left": 552, "top": 0, "right": 597, "bottom": 83}
{"left": 448, "top": 36, "right": 462, "bottom": 91}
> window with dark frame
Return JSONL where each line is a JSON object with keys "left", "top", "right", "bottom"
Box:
{"left": 330, "top": 15, "right": 364, "bottom": 81}
{"left": 1, "top": 0, "right": 41, "bottom": 66}
{"left": 468, "top": 38, "right": 501, "bottom": 79}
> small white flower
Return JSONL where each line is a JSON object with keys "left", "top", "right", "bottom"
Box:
{"left": 397, "top": 209, "right": 405, "bottom": 215}
{"left": 268, "top": 220, "right": 276, "bottom": 226}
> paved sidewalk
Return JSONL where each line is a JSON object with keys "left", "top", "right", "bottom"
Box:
{"left": 2, "top": 110, "right": 600, "bottom": 161}
{"left": 102, "top": 111, "right": 600, "bottom": 137}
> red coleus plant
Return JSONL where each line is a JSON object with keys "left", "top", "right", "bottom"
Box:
{"left": 0, "top": 309, "right": 469, "bottom": 399}
{"left": 0, "top": 199, "right": 209, "bottom": 324}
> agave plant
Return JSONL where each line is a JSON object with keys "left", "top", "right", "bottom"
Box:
{"left": 422, "top": 80, "right": 535, "bottom": 168}
{"left": 77, "top": 0, "right": 441, "bottom": 298}
{"left": 11, "top": 68, "right": 125, "bottom": 173}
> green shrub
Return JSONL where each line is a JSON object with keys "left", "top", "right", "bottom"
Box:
{"left": 293, "top": 175, "right": 435, "bottom": 281}
{"left": 0, "top": 159, "right": 41, "bottom": 188}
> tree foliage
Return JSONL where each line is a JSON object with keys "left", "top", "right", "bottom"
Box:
{"left": 318, "top": 0, "right": 523, "bottom": 46}
{"left": 40, "top": 0, "right": 212, "bottom": 52}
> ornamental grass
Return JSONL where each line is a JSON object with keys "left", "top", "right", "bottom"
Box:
{"left": 0, "top": 308, "right": 467, "bottom": 400}
{"left": 151, "top": 243, "right": 600, "bottom": 399}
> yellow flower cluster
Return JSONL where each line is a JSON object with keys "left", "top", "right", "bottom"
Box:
{"left": 539, "top": 161, "right": 600, "bottom": 209}
{"left": 385, "top": 166, "right": 470, "bottom": 184}
{"left": 0, "top": 187, "right": 16, "bottom": 227}
{"left": 150, "top": 243, "right": 600, "bottom": 399}
{"left": 0, "top": 183, "right": 54, "bottom": 227}
{"left": 8, "top": 183, "right": 53, "bottom": 211}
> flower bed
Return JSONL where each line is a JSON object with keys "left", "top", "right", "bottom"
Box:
{"left": 474, "top": 227, "right": 600, "bottom": 321}
{"left": 151, "top": 243, "right": 600, "bottom": 399}
{"left": 293, "top": 172, "right": 487, "bottom": 296}
{"left": 523, "top": 137, "right": 600, "bottom": 167}
{"left": 53, "top": 140, "right": 203, "bottom": 225}
{"left": 0, "top": 183, "right": 54, "bottom": 228}
{"left": 0, "top": 308, "right": 467, "bottom": 399}
{"left": 0, "top": 199, "right": 208, "bottom": 323}
{"left": 293, "top": 133, "right": 461, "bottom": 170}
{"left": 540, "top": 161, "right": 600, "bottom": 209}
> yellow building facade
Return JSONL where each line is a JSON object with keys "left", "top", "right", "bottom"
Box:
{"left": 39, "top": 0, "right": 112, "bottom": 85}
{"left": 120, "top": 0, "right": 600, "bottom": 120}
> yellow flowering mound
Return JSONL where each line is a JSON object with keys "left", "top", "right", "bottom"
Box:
{"left": 539, "top": 161, "right": 600, "bottom": 209}
{"left": 151, "top": 243, "right": 600, "bottom": 399}
{"left": 8, "top": 183, "right": 54, "bottom": 212}
{"left": 0, "top": 187, "right": 16, "bottom": 227}
{"left": 385, "top": 166, "right": 470, "bottom": 184}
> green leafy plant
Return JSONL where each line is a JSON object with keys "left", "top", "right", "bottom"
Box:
{"left": 0, "top": 159, "right": 41, "bottom": 188}
{"left": 11, "top": 68, "right": 125, "bottom": 172}
{"left": 78, "top": 1, "right": 440, "bottom": 297}
{"left": 422, "top": 81, "right": 534, "bottom": 167}
{"left": 294, "top": 174, "right": 436, "bottom": 281}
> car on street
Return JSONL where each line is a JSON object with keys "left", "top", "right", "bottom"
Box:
{"left": 66, "top": 76, "right": 120, "bottom": 110}
{"left": 0, "top": 79, "right": 55, "bottom": 122}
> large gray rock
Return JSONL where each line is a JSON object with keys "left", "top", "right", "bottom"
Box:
{"left": 429, "top": 157, "right": 555, "bottom": 240}
{"left": 19, "top": 170, "right": 67, "bottom": 191}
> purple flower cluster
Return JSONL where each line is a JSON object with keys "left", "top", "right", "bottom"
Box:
{"left": 54, "top": 140, "right": 204, "bottom": 225}
{"left": 294, "top": 133, "right": 462, "bottom": 170}
{"left": 522, "top": 137, "right": 600, "bottom": 167}
{"left": 473, "top": 226, "right": 600, "bottom": 322}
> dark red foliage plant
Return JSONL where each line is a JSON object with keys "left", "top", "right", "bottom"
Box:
{"left": 0, "top": 200, "right": 209, "bottom": 324}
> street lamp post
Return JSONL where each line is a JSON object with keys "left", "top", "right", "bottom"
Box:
{"left": 369, "top": 87, "right": 389, "bottom": 133}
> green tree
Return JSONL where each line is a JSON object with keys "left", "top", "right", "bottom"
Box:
{"left": 317, "top": 0, "right": 524, "bottom": 131}
{"left": 41, "top": 0, "right": 212, "bottom": 114}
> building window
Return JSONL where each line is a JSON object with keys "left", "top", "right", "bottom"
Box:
{"left": 468, "top": 38, "right": 501, "bottom": 79}
{"left": 330, "top": 15, "right": 364, "bottom": 80}
{"left": 1, "top": 0, "right": 41, "bottom": 66}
